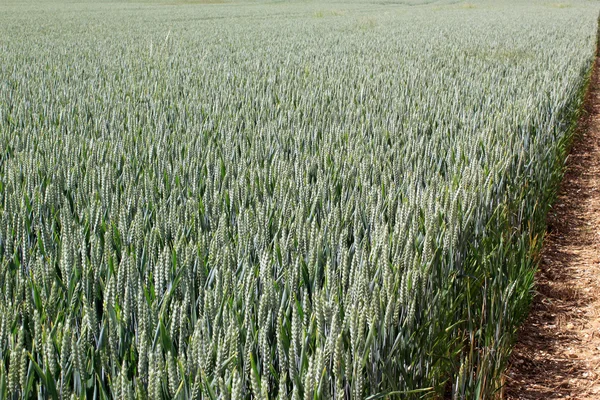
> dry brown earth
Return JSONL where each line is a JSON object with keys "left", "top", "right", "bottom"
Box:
{"left": 505, "top": 55, "right": 600, "bottom": 399}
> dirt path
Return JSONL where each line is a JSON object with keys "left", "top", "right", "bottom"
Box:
{"left": 504, "top": 55, "right": 600, "bottom": 399}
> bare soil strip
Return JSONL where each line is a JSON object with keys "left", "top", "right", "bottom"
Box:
{"left": 505, "top": 56, "right": 600, "bottom": 399}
